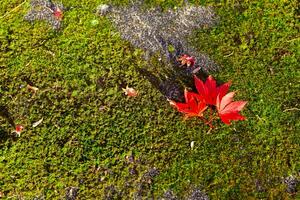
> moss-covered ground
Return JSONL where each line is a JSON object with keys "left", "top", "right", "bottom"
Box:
{"left": 0, "top": 0, "right": 299, "bottom": 199}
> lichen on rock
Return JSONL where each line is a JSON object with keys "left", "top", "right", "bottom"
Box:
{"left": 99, "top": 2, "right": 219, "bottom": 73}
{"left": 24, "top": 0, "right": 64, "bottom": 30}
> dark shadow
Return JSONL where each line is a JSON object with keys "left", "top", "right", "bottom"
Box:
{"left": 0, "top": 127, "right": 10, "bottom": 145}
{"left": 137, "top": 67, "right": 184, "bottom": 102}
{"left": 0, "top": 105, "right": 15, "bottom": 127}
{"left": 0, "top": 105, "right": 16, "bottom": 145}
{"left": 136, "top": 38, "right": 209, "bottom": 102}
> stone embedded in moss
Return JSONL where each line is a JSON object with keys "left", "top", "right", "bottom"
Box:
{"left": 24, "top": 0, "right": 64, "bottom": 30}
{"left": 284, "top": 176, "right": 299, "bottom": 194}
{"left": 103, "top": 3, "right": 218, "bottom": 73}
{"left": 65, "top": 187, "right": 78, "bottom": 200}
{"left": 163, "top": 190, "right": 178, "bottom": 200}
{"left": 96, "top": 4, "right": 111, "bottom": 16}
{"left": 187, "top": 188, "right": 209, "bottom": 200}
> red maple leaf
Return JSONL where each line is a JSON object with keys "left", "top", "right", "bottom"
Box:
{"left": 14, "top": 125, "right": 24, "bottom": 137}
{"left": 53, "top": 7, "right": 63, "bottom": 21}
{"left": 122, "top": 86, "right": 138, "bottom": 97}
{"left": 177, "top": 54, "right": 196, "bottom": 67}
{"left": 169, "top": 89, "right": 207, "bottom": 119}
{"left": 216, "top": 92, "right": 247, "bottom": 125}
{"left": 194, "top": 75, "right": 231, "bottom": 106}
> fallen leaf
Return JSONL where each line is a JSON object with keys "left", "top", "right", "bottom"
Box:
{"left": 33, "top": 118, "right": 43, "bottom": 128}
{"left": 122, "top": 86, "right": 138, "bottom": 97}
{"left": 53, "top": 7, "right": 63, "bottom": 20}
{"left": 216, "top": 92, "right": 247, "bottom": 125}
{"left": 13, "top": 125, "right": 24, "bottom": 137}
{"left": 194, "top": 75, "right": 231, "bottom": 106}
{"left": 190, "top": 141, "right": 195, "bottom": 149}
{"left": 177, "top": 54, "right": 195, "bottom": 67}
{"left": 27, "top": 84, "right": 39, "bottom": 93}
{"left": 169, "top": 89, "right": 207, "bottom": 119}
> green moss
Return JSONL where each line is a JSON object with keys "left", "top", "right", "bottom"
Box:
{"left": 0, "top": 0, "right": 299, "bottom": 199}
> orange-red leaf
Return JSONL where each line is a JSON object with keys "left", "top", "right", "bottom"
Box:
{"left": 217, "top": 81, "right": 231, "bottom": 101}
{"left": 122, "top": 86, "right": 138, "bottom": 97}
{"left": 177, "top": 54, "right": 196, "bottom": 67}
{"left": 14, "top": 125, "right": 24, "bottom": 137}
{"left": 53, "top": 7, "right": 63, "bottom": 20}
{"left": 216, "top": 92, "right": 247, "bottom": 125}
{"left": 169, "top": 89, "right": 207, "bottom": 119}
{"left": 195, "top": 75, "right": 231, "bottom": 106}
{"left": 219, "top": 112, "right": 246, "bottom": 125}
{"left": 205, "top": 75, "right": 217, "bottom": 105}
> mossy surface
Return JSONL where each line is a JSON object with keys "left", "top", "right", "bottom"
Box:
{"left": 0, "top": 0, "right": 299, "bottom": 199}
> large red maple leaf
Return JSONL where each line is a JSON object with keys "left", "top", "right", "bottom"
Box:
{"left": 194, "top": 75, "right": 231, "bottom": 106}
{"left": 170, "top": 75, "right": 247, "bottom": 126}
{"left": 169, "top": 89, "right": 207, "bottom": 119}
{"left": 216, "top": 92, "right": 247, "bottom": 125}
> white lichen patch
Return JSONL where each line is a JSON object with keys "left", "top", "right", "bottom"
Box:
{"left": 101, "top": 2, "right": 219, "bottom": 72}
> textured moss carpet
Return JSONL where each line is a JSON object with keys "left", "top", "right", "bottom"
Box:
{"left": 0, "top": 0, "right": 299, "bottom": 199}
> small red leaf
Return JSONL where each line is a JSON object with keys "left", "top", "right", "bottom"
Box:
{"left": 177, "top": 54, "right": 196, "bottom": 67}
{"left": 122, "top": 86, "right": 138, "bottom": 97}
{"left": 53, "top": 7, "right": 63, "bottom": 20}
{"left": 14, "top": 125, "right": 24, "bottom": 137}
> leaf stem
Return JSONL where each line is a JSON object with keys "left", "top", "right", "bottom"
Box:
{"left": 199, "top": 116, "right": 214, "bottom": 129}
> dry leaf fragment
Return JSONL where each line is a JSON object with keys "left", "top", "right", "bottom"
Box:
{"left": 27, "top": 84, "right": 39, "bottom": 93}
{"left": 122, "top": 86, "right": 138, "bottom": 97}
{"left": 177, "top": 54, "right": 196, "bottom": 67}
{"left": 33, "top": 118, "right": 43, "bottom": 128}
{"left": 192, "top": 66, "right": 201, "bottom": 74}
{"left": 99, "top": 105, "right": 107, "bottom": 111}
{"left": 53, "top": 7, "right": 63, "bottom": 21}
{"left": 190, "top": 141, "right": 195, "bottom": 149}
{"left": 13, "top": 125, "right": 24, "bottom": 137}
{"left": 0, "top": 191, "right": 3, "bottom": 197}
